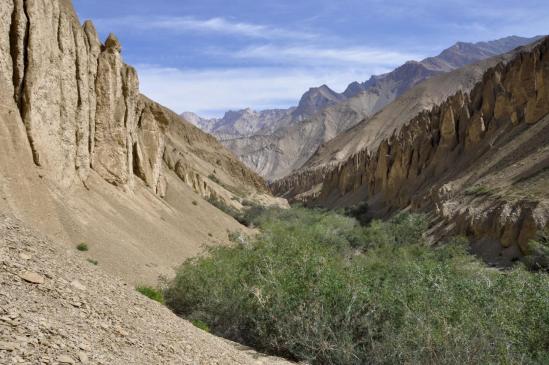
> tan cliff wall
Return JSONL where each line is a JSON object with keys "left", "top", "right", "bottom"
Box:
{"left": 0, "top": 0, "right": 267, "bottom": 201}
{"left": 0, "top": 0, "right": 285, "bottom": 285}
{"left": 273, "top": 37, "right": 549, "bottom": 254}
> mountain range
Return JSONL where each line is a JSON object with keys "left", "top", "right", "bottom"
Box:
{"left": 184, "top": 35, "right": 542, "bottom": 180}
{"left": 272, "top": 36, "right": 549, "bottom": 266}
{"left": 1, "top": 0, "right": 548, "bottom": 362}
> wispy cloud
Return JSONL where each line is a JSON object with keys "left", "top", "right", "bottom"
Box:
{"left": 229, "top": 45, "right": 421, "bottom": 66}
{"left": 95, "top": 13, "right": 425, "bottom": 118}
{"left": 95, "top": 16, "right": 316, "bottom": 40}
{"left": 136, "top": 65, "right": 393, "bottom": 117}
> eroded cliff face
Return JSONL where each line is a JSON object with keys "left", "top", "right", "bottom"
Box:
{"left": 0, "top": 0, "right": 286, "bottom": 285}
{"left": 273, "top": 37, "right": 549, "bottom": 255}
{"left": 0, "top": 0, "right": 267, "bottom": 202}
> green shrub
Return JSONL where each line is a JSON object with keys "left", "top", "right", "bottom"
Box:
{"left": 464, "top": 184, "right": 494, "bottom": 197}
{"left": 524, "top": 228, "right": 549, "bottom": 271}
{"left": 236, "top": 204, "right": 267, "bottom": 227}
{"left": 136, "top": 285, "right": 165, "bottom": 304}
{"left": 192, "top": 200, "right": 198, "bottom": 206}
{"left": 343, "top": 201, "right": 370, "bottom": 225}
{"left": 208, "top": 174, "right": 221, "bottom": 185}
{"left": 207, "top": 196, "right": 240, "bottom": 217}
{"left": 191, "top": 319, "right": 211, "bottom": 332}
{"left": 76, "top": 243, "right": 89, "bottom": 252}
{"left": 165, "top": 208, "right": 549, "bottom": 364}
{"left": 207, "top": 196, "right": 265, "bottom": 227}
{"left": 241, "top": 199, "right": 255, "bottom": 207}
{"left": 227, "top": 230, "right": 247, "bottom": 244}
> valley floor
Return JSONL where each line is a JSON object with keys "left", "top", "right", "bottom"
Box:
{"left": 0, "top": 213, "right": 292, "bottom": 364}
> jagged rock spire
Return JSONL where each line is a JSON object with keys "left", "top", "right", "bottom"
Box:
{"left": 105, "top": 33, "right": 122, "bottom": 52}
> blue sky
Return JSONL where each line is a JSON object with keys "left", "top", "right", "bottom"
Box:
{"left": 73, "top": 0, "right": 548, "bottom": 117}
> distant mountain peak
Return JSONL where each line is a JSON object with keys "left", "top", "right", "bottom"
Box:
{"left": 316, "top": 84, "right": 332, "bottom": 91}
{"left": 293, "top": 84, "right": 345, "bottom": 120}
{"left": 188, "top": 35, "right": 542, "bottom": 180}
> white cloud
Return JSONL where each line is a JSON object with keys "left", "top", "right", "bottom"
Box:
{"left": 95, "top": 15, "right": 424, "bottom": 118}
{"left": 230, "top": 44, "right": 420, "bottom": 66}
{"left": 95, "top": 16, "right": 316, "bottom": 40}
{"left": 136, "top": 65, "right": 393, "bottom": 118}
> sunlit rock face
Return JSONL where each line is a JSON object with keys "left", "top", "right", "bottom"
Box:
{"left": 273, "top": 38, "right": 549, "bottom": 254}
{"left": 0, "top": 0, "right": 268, "bottom": 200}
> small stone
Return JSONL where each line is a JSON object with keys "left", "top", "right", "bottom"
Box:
{"left": 78, "top": 343, "right": 91, "bottom": 352}
{"left": 57, "top": 355, "right": 75, "bottom": 364}
{"left": 114, "top": 326, "right": 129, "bottom": 337}
{"left": 19, "top": 271, "right": 45, "bottom": 284}
{"left": 19, "top": 253, "right": 31, "bottom": 260}
{"left": 78, "top": 352, "right": 89, "bottom": 364}
{"left": 70, "top": 280, "right": 86, "bottom": 291}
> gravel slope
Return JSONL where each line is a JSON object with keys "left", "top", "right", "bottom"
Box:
{"left": 0, "top": 213, "right": 292, "bottom": 364}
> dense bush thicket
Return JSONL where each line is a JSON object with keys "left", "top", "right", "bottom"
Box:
{"left": 165, "top": 208, "right": 549, "bottom": 365}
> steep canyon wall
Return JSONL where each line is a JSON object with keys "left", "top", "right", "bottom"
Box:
{"left": 273, "top": 38, "right": 549, "bottom": 254}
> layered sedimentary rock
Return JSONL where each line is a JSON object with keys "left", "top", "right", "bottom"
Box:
{"left": 0, "top": 0, "right": 267, "bottom": 201}
{"left": 273, "top": 37, "right": 549, "bottom": 254}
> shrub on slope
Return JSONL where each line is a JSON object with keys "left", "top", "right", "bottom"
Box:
{"left": 165, "top": 208, "right": 549, "bottom": 365}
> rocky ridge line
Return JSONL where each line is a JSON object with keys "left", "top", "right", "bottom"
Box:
{"left": 273, "top": 37, "right": 549, "bottom": 254}
{"left": 189, "top": 36, "right": 540, "bottom": 180}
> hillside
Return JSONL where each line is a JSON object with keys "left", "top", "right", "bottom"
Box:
{"left": 187, "top": 36, "right": 540, "bottom": 180}
{"left": 0, "top": 0, "right": 285, "bottom": 286}
{"left": 0, "top": 212, "right": 291, "bottom": 364}
{"left": 272, "top": 36, "right": 549, "bottom": 261}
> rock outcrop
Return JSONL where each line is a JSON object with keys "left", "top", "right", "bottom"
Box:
{"left": 273, "top": 37, "right": 549, "bottom": 257}
{"left": 0, "top": 0, "right": 284, "bottom": 285}
{"left": 0, "top": 0, "right": 267, "bottom": 199}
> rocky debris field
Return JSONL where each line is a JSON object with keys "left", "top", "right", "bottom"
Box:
{"left": 0, "top": 213, "right": 292, "bottom": 364}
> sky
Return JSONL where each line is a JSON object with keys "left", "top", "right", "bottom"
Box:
{"left": 72, "top": 0, "right": 549, "bottom": 117}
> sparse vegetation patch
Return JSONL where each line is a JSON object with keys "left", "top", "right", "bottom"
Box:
{"left": 136, "top": 285, "right": 165, "bottom": 304}
{"left": 191, "top": 319, "right": 211, "bottom": 332}
{"left": 464, "top": 184, "right": 495, "bottom": 197}
{"left": 76, "top": 243, "right": 89, "bottom": 252}
{"left": 208, "top": 174, "right": 222, "bottom": 185}
{"left": 207, "top": 196, "right": 265, "bottom": 227}
{"left": 525, "top": 228, "right": 549, "bottom": 271}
